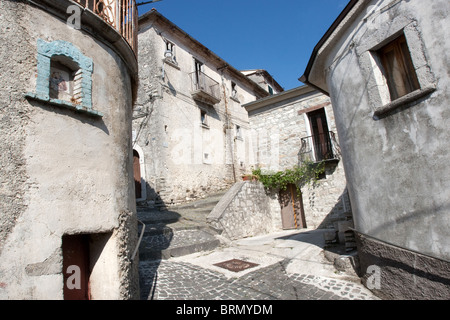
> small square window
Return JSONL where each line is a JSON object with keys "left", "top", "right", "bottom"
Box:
{"left": 377, "top": 34, "right": 420, "bottom": 101}
{"left": 26, "top": 39, "right": 101, "bottom": 117}
{"left": 164, "top": 40, "right": 176, "bottom": 62}
{"left": 231, "top": 82, "right": 238, "bottom": 98}
{"left": 235, "top": 125, "right": 242, "bottom": 139}
{"left": 200, "top": 109, "right": 208, "bottom": 127}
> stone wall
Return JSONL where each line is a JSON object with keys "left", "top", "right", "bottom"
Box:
{"left": 356, "top": 232, "right": 450, "bottom": 300}
{"left": 207, "top": 181, "right": 281, "bottom": 240}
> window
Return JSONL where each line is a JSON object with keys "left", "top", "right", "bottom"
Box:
{"left": 307, "top": 108, "right": 333, "bottom": 162}
{"left": 377, "top": 34, "right": 420, "bottom": 100}
{"left": 164, "top": 40, "right": 176, "bottom": 63}
{"left": 235, "top": 124, "right": 242, "bottom": 139}
{"left": 268, "top": 85, "right": 274, "bottom": 95}
{"left": 193, "top": 59, "right": 205, "bottom": 90}
{"left": 231, "top": 82, "right": 238, "bottom": 99}
{"left": 200, "top": 109, "right": 208, "bottom": 127}
{"left": 26, "top": 39, "right": 101, "bottom": 117}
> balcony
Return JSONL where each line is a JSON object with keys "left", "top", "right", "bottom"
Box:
{"left": 299, "top": 131, "right": 341, "bottom": 163}
{"left": 189, "top": 71, "right": 221, "bottom": 105}
{"left": 74, "top": 0, "right": 138, "bottom": 54}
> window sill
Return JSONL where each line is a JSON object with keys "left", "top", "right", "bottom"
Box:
{"left": 373, "top": 85, "right": 436, "bottom": 119}
{"left": 163, "top": 58, "right": 180, "bottom": 70}
{"left": 25, "top": 93, "right": 103, "bottom": 117}
{"left": 230, "top": 96, "right": 240, "bottom": 103}
{"left": 200, "top": 123, "right": 210, "bottom": 129}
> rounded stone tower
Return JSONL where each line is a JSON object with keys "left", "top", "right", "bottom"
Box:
{"left": 0, "top": 0, "right": 139, "bottom": 299}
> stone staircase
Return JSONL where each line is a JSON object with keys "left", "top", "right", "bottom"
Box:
{"left": 137, "top": 191, "right": 227, "bottom": 261}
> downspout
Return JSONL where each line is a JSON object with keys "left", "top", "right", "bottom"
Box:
{"left": 221, "top": 74, "right": 236, "bottom": 183}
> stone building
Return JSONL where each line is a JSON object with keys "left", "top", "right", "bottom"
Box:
{"left": 133, "top": 9, "right": 274, "bottom": 207}
{"left": 241, "top": 69, "right": 284, "bottom": 96}
{"left": 244, "top": 85, "right": 351, "bottom": 230}
{"left": 301, "top": 0, "right": 450, "bottom": 299}
{"left": 0, "top": 0, "right": 139, "bottom": 299}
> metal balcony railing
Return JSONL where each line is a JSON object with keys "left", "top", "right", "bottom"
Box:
{"left": 74, "top": 0, "right": 138, "bottom": 54}
{"left": 299, "top": 131, "right": 341, "bottom": 163}
{"left": 189, "top": 70, "right": 221, "bottom": 104}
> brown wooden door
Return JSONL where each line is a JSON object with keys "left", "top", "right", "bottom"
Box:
{"left": 133, "top": 150, "right": 141, "bottom": 199}
{"left": 308, "top": 108, "right": 331, "bottom": 161}
{"left": 279, "top": 184, "right": 306, "bottom": 229}
{"left": 62, "top": 234, "right": 91, "bottom": 300}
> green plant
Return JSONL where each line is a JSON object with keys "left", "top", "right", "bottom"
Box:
{"left": 252, "top": 161, "right": 325, "bottom": 193}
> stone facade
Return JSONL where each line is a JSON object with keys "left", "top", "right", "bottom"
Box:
{"left": 302, "top": 0, "right": 450, "bottom": 298}
{"left": 207, "top": 181, "right": 281, "bottom": 240}
{"left": 0, "top": 0, "right": 139, "bottom": 299}
{"left": 241, "top": 69, "right": 284, "bottom": 96}
{"left": 133, "top": 10, "right": 270, "bottom": 207}
{"left": 245, "top": 86, "right": 351, "bottom": 229}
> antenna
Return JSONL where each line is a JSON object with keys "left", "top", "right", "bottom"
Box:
{"left": 136, "top": 0, "right": 163, "bottom": 6}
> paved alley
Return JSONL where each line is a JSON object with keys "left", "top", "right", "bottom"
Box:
{"left": 139, "top": 229, "right": 379, "bottom": 300}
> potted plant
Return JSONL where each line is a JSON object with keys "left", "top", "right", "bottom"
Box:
{"left": 242, "top": 173, "right": 258, "bottom": 181}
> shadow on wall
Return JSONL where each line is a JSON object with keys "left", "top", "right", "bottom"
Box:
{"left": 316, "top": 186, "right": 352, "bottom": 230}
{"left": 315, "top": 185, "right": 360, "bottom": 276}
{"left": 135, "top": 184, "right": 181, "bottom": 300}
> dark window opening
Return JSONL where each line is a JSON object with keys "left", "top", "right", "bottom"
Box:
{"left": 231, "top": 82, "right": 237, "bottom": 99}
{"left": 308, "top": 108, "right": 333, "bottom": 162}
{"left": 200, "top": 109, "right": 208, "bottom": 126}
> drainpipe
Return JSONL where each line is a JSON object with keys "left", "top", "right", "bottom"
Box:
{"left": 221, "top": 74, "right": 236, "bottom": 183}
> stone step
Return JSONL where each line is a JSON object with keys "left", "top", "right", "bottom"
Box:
{"left": 137, "top": 190, "right": 228, "bottom": 260}
{"left": 172, "top": 194, "right": 225, "bottom": 211}
{"left": 137, "top": 209, "right": 181, "bottom": 225}
{"left": 138, "top": 228, "right": 221, "bottom": 261}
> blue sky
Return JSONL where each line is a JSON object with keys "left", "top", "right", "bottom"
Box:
{"left": 137, "top": 0, "right": 350, "bottom": 91}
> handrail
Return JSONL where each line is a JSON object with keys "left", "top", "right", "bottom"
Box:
{"left": 131, "top": 219, "right": 145, "bottom": 261}
{"left": 189, "top": 70, "right": 221, "bottom": 101}
{"left": 299, "top": 131, "right": 340, "bottom": 163}
{"left": 74, "top": 0, "right": 138, "bottom": 54}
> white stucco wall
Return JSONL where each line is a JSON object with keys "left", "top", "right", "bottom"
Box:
{"left": 315, "top": 0, "right": 450, "bottom": 260}
{"left": 0, "top": 1, "right": 138, "bottom": 299}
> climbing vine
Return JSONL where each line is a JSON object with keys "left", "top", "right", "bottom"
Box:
{"left": 252, "top": 161, "right": 325, "bottom": 193}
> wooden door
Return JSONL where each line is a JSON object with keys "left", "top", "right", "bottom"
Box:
{"left": 133, "top": 149, "right": 141, "bottom": 199}
{"left": 279, "top": 184, "right": 306, "bottom": 229}
{"left": 62, "top": 234, "right": 91, "bottom": 300}
{"left": 308, "top": 108, "right": 331, "bottom": 161}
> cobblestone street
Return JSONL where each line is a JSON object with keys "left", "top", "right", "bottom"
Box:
{"left": 139, "top": 229, "right": 379, "bottom": 300}
{"left": 140, "top": 260, "right": 374, "bottom": 300}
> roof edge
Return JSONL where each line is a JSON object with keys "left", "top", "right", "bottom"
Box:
{"left": 138, "top": 9, "right": 269, "bottom": 99}
{"left": 243, "top": 85, "right": 317, "bottom": 112}
{"left": 299, "top": 0, "right": 360, "bottom": 93}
